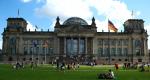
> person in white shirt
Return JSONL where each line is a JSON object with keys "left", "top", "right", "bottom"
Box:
{"left": 108, "top": 69, "right": 115, "bottom": 79}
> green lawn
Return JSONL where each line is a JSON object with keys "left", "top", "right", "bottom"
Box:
{"left": 0, "top": 64, "right": 150, "bottom": 80}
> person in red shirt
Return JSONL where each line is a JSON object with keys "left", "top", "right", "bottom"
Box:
{"left": 115, "top": 63, "right": 119, "bottom": 70}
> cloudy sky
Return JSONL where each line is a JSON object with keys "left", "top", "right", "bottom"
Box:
{"left": 0, "top": 0, "right": 150, "bottom": 49}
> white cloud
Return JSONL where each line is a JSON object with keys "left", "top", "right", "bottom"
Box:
{"left": 21, "top": 0, "right": 44, "bottom": 3}
{"left": 88, "top": 0, "right": 132, "bottom": 21}
{"left": 21, "top": 0, "right": 32, "bottom": 3}
{"left": 35, "top": 0, "right": 137, "bottom": 32}
{"left": 36, "top": 0, "right": 41, "bottom": 3}
{"left": 0, "top": 40, "right": 2, "bottom": 49}
{"left": 27, "top": 21, "right": 40, "bottom": 31}
{"left": 35, "top": 0, "right": 92, "bottom": 19}
{"left": 136, "top": 11, "right": 141, "bottom": 17}
{"left": 86, "top": 18, "right": 108, "bottom": 32}
{"left": 36, "top": 0, "right": 45, "bottom": 3}
{"left": 145, "top": 24, "right": 150, "bottom": 49}
{"left": 86, "top": 0, "right": 133, "bottom": 31}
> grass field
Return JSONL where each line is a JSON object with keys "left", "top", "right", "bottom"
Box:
{"left": 0, "top": 64, "right": 150, "bottom": 80}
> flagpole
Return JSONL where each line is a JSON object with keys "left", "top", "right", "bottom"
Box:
{"left": 17, "top": 9, "right": 20, "bottom": 17}
{"left": 131, "top": 10, "right": 134, "bottom": 19}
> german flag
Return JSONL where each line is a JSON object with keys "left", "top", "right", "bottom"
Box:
{"left": 108, "top": 20, "right": 118, "bottom": 32}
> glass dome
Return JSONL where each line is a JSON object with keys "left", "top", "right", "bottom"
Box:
{"left": 63, "top": 17, "right": 88, "bottom": 25}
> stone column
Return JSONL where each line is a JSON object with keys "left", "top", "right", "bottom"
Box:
{"left": 71, "top": 38, "right": 73, "bottom": 55}
{"left": 78, "top": 37, "right": 80, "bottom": 55}
{"left": 102, "top": 39, "right": 104, "bottom": 56}
{"left": 17, "top": 37, "right": 20, "bottom": 60}
{"left": 85, "top": 37, "right": 87, "bottom": 54}
{"left": 131, "top": 38, "right": 134, "bottom": 63}
{"left": 27, "top": 40, "right": 29, "bottom": 55}
{"left": 6, "top": 37, "right": 9, "bottom": 55}
{"left": 64, "top": 37, "right": 66, "bottom": 55}
{"left": 18, "top": 36, "right": 23, "bottom": 55}
{"left": 121, "top": 39, "right": 123, "bottom": 56}
{"left": 2, "top": 37, "right": 7, "bottom": 54}
{"left": 115, "top": 39, "right": 117, "bottom": 57}
{"left": 57, "top": 37, "right": 60, "bottom": 55}
{"left": 144, "top": 38, "right": 148, "bottom": 56}
{"left": 16, "top": 37, "right": 19, "bottom": 55}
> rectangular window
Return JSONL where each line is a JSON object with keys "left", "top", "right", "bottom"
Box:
{"left": 67, "top": 38, "right": 72, "bottom": 55}
{"left": 123, "top": 39, "right": 128, "bottom": 46}
{"left": 111, "top": 48, "right": 116, "bottom": 56}
{"left": 24, "top": 47, "right": 27, "bottom": 55}
{"left": 11, "top": 47, "right": 16, "bottom": 55}
{"left": 98, "top": 40, "right": 103, "bottom": 45}
{"left": 30, "top": 47, "right": 33, "bottom": 55}
{"left": 36, "top": 47, "right": 39, "bottom": 55}
{"left": 117, "top": 48, "right": 122, "bottom": 56}
{"left": 136, "top": 49, "right": 140, "bottom": 56}
{"left": 24, "top": 40, "right": 28, "bottom": 45}
{"left": 80, "top": 39, "right": 85, "bottom": 54}
{"left": 123, "top": 48, "right": 128, "bottom": 56}
{"left": 111, "top": 40, "right": 116, "bottom": 46}
{"left": 117, "top": 40, "right": 121, "bottom": 46}
{"left": 43, "top": 47, "right": 45, "bottom": 55}
{"left": 49, "top": 48, "right": 53, "bottom": 54}
{"left": 104, "top": 40, "right": 108, "bottom": 45}
{"left": 98, "top": 48, "right": 103, "bottom": 56}
{"left": 72, "top": 39, "right": 78, "bottom": 54}
{"left": 104, "top": 48, "right": 109, "bottom": 57}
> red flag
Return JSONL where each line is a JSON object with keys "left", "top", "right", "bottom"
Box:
{"left": 108, "top": 20, "right": 118, "bottom": 32}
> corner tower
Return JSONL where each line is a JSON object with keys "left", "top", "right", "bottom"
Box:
{"left": 124, "top": 19, "right": 145, "bottom": 33}
{"left": 2, "top": 17, "right": 27, "bottom": 61}
{"left": 6, "top": 18, "right": 27, "bottom": 32}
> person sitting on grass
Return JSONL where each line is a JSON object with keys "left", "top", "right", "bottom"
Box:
{"left": 98, "top": 69, "right": 115, "bottom": 79}
{"left": 16, "top": 62, "right": 21, "bottom": 69}
{"left": 30, "top": 61, "right": 34, "bottom": 69}
{"left": 139, "top": 63, "right": 145, "bottom": 72}
{"left": 107, "top": 69, "right": 115, "bottom": 79}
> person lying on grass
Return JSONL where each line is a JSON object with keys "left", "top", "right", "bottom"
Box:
{"left": 98, "top": 69, "right": 115, "bottom": 79}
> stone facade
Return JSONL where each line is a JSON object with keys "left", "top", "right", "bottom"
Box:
{"left": 1, "top": 17, "right": 149, "bottom": 64}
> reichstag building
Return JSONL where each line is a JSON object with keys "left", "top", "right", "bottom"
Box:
{"left": 1, "top": 16, "right": 148, "bottom": 64}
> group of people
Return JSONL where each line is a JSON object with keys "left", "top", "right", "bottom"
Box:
{"left": 98, "top": 69, "right": 115, "bottom": 79}
{"left": 98, "top": 63, "right": 119, "bottom": 79}
{"left": 12, "top": 61, "right": 38, "bottom": 70}
{"left": 56, "top": 61, "right": 80, "bottom": 70}
{"left": 13, "top": 62, "right": 24, "bottom": 69}
{"left": 123, "top": 62, "right": 138, "bottom": 69}
{"left": 122, "top": 62, "right": 150, "bottom": 72}
{"left": 139, "top": 62, "right": 150, "bottom": 72}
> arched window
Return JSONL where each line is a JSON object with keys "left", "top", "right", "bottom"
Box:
{"left": 135, "top": 40, "right": 141, "bottom": 48}
{"left": 9, "top": 37, "right": 16, "bottom": 55}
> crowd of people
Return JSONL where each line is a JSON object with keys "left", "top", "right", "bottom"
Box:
{"left": 12, "top": 61, "right": 38, "bottom": 70}
{"left": 122, "top": 62, "right": 150, "bottom": 72}
{"left": 11, "top": 60, "right": 150, "bottom": 80}
{"left": 56, "top": 61, "right": 80, "bottom": 70}
{"left": 122, "top": 62, "right": 138, "bottom": 69}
